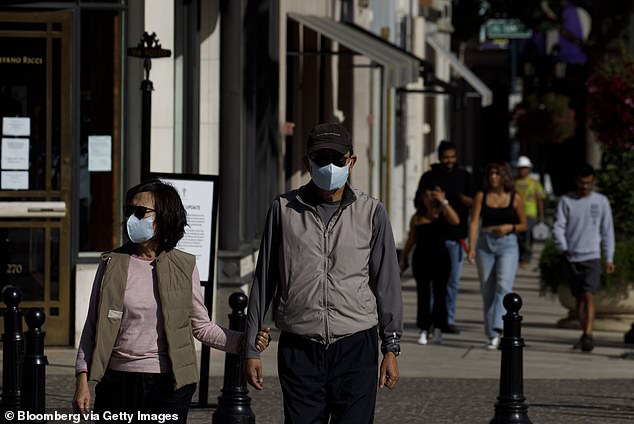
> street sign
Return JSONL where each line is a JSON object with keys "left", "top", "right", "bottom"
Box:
{"left": 485, "top": 19, "right": 532, "bottom": 40}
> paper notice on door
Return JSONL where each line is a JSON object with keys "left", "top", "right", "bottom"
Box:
{"left": 1, "top": 171, "right": 28, "bottom": 190}
{"left": 2, "top": 117, "right": 30, "bottom": 136}
{"left": 1, "top": 138, "right": 29, "bottom": 170}
{"left": 88, "top": 135, "right": 112, "bottom": 171}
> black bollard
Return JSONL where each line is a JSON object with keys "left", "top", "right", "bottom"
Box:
{"left": 1, "top": 286, "right": 24, "bottom": 412}
{"left": 624, "top": 323, "right": 634, "bottom": 344}
{"left": 212, "top": 293, "right": 255, "bottom": 424}
{"left": 490, "top": 293, "right": 532, "bottom": 424}
{"left": 22, "top": 308, "right": 48, "bottom": 421}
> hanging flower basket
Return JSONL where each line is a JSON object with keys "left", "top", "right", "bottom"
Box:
{"left": 514, "top": 92, "right": 576, "bottom": 144}
{"left": 586, "top": 57, "right": 634, "bottom": 151}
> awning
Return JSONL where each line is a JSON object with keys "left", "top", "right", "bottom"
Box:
{"left": 426, "top": 36, "right": 493, "bottom": 107}
{"left": 288, "top": 13, "right": 420, "bottom": 88}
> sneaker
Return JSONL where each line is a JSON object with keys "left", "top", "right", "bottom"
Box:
{"left": 581, "top": 334, "right": 594, "bottom": 352}
{"left": 486, "top": 336, "right": 501, "bottom": 350}
{"left": 444, "top": 324, "right": 461, "bottom": 334}
{"left": 573, "top": 333, "right": 594, "bottom": 351}
{"left": 417, "top": 330, "right": 428, "bottom": 345}
{"left": 433, "top": 328, "right": 443, "bottom": 344}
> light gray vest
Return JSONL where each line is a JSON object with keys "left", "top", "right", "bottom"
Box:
{"left": 274, "top": 186, "right": 380, "bottom": 344}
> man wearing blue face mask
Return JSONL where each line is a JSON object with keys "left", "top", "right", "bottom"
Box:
{"left": 244, "top": 123, "right": 403, "bottom": 424}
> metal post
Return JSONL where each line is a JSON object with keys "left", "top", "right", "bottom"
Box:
{"left": 624, "top": 323, "right": 634, "bottom": 344}
{"left": 22, "top": 308, "right": 48, "bottom": 421}
{"left": 1, "top": 286, "right": 24, "bottom": 412}
{"left": 141, "top": 59, "right": 154, "bottom": 181}
{"left": 212, "top": 293, "right": 255, "bottom": 424}
{"left": 197, "top": 279, "right": 215, "bottom": 407}
{"left": 490, "top": 293, "right": 532, "bottom": 424}
{"left": 127, "top": 32, "right": 171, "bottom": 182}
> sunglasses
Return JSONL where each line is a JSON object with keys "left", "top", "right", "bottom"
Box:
{"left": 310, "top": 155, "right": 350, "bottom": 168}
{"left": 124, "top": 205, "right": 156, "bottom": 219}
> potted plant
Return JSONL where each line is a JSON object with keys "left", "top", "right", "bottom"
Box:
{"left": 538, "top": 56, "right": 634, "bottom": 331}
{"left": 539, "top": 237, "right": 634, "bottom": 331}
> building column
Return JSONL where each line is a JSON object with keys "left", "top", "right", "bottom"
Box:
{"left": 216, "top": 0, "right": 253, "bottom": 326}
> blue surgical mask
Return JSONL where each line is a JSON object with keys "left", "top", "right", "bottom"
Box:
{"left": 126, "top": 215, "right": 155, "bottom": 243}
{"left": 310, "top": 159, "right": 350, "bottom": 191}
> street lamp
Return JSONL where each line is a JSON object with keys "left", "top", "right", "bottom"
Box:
{"left": 127, "top": 32, "right": 171, "bottom": 180}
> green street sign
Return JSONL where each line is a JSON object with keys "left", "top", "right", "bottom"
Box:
{"left": 485, "top": 19, "right": 532, "bottom": 39}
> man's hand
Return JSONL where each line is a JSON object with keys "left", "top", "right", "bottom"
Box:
{"left": 379, "top": 352, "right": 399, "bottom": 390}
{"left": 244, "top": 358, "right": 264, "bottom": 390}
{"left": 606, "top": 262, "right": 615, "bottom": 274}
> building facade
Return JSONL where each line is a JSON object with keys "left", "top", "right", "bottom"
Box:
{"left": 0, "top": 0, "right": 487, "bottom": 346}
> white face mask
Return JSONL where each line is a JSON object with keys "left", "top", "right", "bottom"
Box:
{"left": 126, "top": 215, "right": 155, "bottom": 243}
{"left": 310, "top": 160, "right": 350, "bottom": 191}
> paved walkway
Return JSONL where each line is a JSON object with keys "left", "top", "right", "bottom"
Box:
{"left": 6, "top": 243, "right": 634, "bottom": 423}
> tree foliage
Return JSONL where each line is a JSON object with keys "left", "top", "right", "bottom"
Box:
{"left": 597, "top": 146, "right": 634, "bottom": 240}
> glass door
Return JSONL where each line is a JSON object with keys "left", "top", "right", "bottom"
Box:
{"left": 0, "top": 11, "right": 72, "bottom": 345}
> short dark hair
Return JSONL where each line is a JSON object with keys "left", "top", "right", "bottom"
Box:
{"left": 482, "top": 162, "right": 514, "bottom": 192}
{"left": 576, "top": 163, "right": 595, "bottom": 178}
{"left": 437, "top": 140, "right": 457, "bottom": 158}
{"left": 125, "top": 179, "right": 187, "bottom": 251}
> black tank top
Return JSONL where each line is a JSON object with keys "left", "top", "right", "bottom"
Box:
{"left": 412, "top": 218, "right": 450, "bottom": 268}
{"left": 481, "top": 192, "right": 517, "bottom": 227}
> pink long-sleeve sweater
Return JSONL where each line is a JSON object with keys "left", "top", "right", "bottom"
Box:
{"left": 75, "top": 255, "right": 242, "bottom": 375}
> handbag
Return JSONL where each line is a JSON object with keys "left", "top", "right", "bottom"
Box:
{"left": 532, "top": 221, "right": 550, "bottom": 241}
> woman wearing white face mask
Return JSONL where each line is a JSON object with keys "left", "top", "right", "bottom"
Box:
{"left": 73, "top": 179, "right": 271, "bottom": 422}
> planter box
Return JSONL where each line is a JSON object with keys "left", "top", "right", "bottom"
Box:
{"left": 557, "top": 283, "right": 634, "bottom": 332}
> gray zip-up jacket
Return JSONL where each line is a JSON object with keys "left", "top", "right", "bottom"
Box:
{"left": 244, "top": 183, "right": 403, "bottom": 358}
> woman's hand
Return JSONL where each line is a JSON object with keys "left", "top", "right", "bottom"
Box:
{"left": 399, "top": 258, "right": 409, "bottom": 273}
{"left": 467, "top": 248, "right": 476, "bottom": 265}
{"left": 431, "top": 188, "right": 447, "bottom": 205}
{"left": 72, "top": 372, "right": 90, "bottom": 414}
{"left": 255, "top": 327, "right": 272, "bottom": 352}
{"left": 492, "top": 225, "right": 506, "bottom": 236}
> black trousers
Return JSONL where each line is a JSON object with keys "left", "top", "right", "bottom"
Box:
{"left": 277, "top": 328, "right": 379, "bottom": 424}
{"left": 93, "top": 368, "right": 196, "bottom": 424}
{"left": 413, "top": 265, "right": 449, "bottom": 331}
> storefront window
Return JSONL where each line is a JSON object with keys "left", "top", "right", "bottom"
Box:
{"left": 78, "top": 10, "right": 121, "bottom": 252}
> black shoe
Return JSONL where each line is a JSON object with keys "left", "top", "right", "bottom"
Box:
{"left": 444, "top": 324, "right": 461, "bottom": 334}
{"left": 581, "top": 334, "right": 594, "bottom": 352}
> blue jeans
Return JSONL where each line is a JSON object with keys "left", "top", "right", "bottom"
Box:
{"left": 475, "top": 231, "right": 519, "bottom": 338}
{"left": 445, "top": 240, "right": 465, "bottom": 325}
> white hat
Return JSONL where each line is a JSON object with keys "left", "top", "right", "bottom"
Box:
{"left": 517, "top": 156, "right": 533, "bottom": 168}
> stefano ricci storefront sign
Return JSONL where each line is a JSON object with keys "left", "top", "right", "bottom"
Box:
{"left": 0, "top": 55, "right": 43, "bottom": 65}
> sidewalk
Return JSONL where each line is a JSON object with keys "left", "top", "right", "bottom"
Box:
{"left": 12, "top": 244, "right": 634, "bottom": 423}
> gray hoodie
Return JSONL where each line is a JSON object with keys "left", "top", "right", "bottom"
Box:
{"left": 552, "top": 191, "right": 615, "bottom": 263}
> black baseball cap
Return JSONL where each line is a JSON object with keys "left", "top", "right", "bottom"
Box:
{"left": 307, "top": 123, "right": 352, "bottom": 155}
